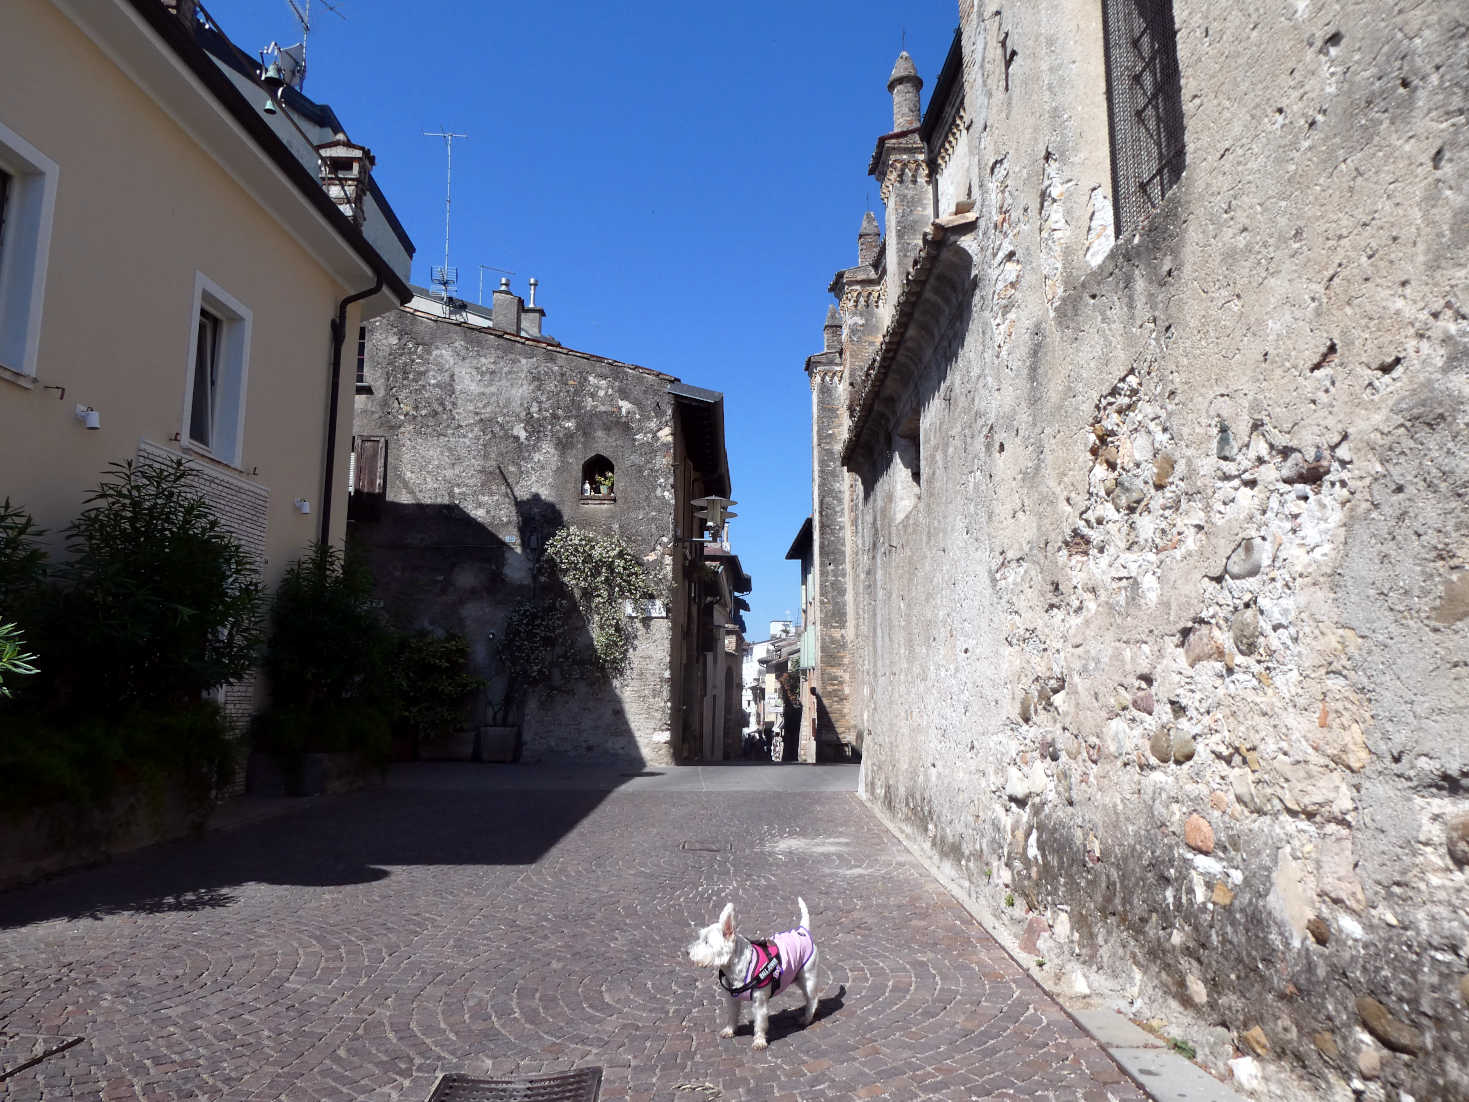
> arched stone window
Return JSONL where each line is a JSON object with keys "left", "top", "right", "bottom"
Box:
{"left": 581, "top": 454, "right": 615, "bottom": 498}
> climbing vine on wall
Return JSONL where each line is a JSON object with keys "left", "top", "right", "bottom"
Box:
{"left": 501, "top": 526, "right": 656, "bottom": 693}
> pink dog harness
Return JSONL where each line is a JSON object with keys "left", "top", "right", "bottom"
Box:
{"left": 720, "top": 925, "right": 813, "bottom": 1000}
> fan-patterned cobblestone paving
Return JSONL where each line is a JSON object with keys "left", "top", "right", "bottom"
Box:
{"left": 0, "top": 767, "right": 1144, "bottom": 1100}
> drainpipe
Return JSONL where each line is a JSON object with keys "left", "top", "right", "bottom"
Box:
{"left": 320, "top": 275, "right": 382, "bottom": 545}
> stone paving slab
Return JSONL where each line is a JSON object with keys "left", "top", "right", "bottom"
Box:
{"left": 0, "top": 764, "right": 1147, "bottom": 1100}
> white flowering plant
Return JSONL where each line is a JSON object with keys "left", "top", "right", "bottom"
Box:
{"left": 501, "top": 526, "right": 656, "bottom": 692}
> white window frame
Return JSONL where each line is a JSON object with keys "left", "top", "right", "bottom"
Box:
{"left": 180, "top": 272, "right": 251, "bottom": 468}
{"left": 0, "top": 120, "right": 59, "bottom": 383}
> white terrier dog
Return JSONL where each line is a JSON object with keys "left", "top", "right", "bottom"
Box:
{"left": 687, "top": 896, "right": 820, "bottom": 1049}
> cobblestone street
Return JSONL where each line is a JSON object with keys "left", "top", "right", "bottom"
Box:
{"left": 0, "top": 765, "right": 1144, "bottom": 1100}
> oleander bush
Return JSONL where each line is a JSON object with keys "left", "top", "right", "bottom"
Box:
{"left": 389, "top": 630, "right": 484, "bottom": 754}
{"left": 58, "top": 459, "right": 264, "bottom": 709}
{"left": 253, "top": 543, "right": 482, "bottom": 768}
{"left": 1, "top": 464, "right": 261, "bottom": 816}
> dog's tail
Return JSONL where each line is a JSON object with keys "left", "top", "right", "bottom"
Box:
{"left": 798, "top": 896, "right": 810, "bottom": 930}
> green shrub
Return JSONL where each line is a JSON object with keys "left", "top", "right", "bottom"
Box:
{"left": 255, "top": 543, "right": 397, "bottom": 766}
{"left": 390, "top": 631, "right": 483, "bottom": 750}
{"left": 57, "top": 460, "right": 263, "bottom": 710}
{"left": 0, "top": 621, "right": 39, "bottom": 698}
{"left": 0, "top": 497, "right": 47, "bottom": 607}
{"left": 0, "top": 701, "right": 233, "bottom": 815}
{"left": 257, "top": 547, "right": 488, "bottom": 768}
{"left": 0, "top": 474, "right": 248, "bottom": 821}
{"left": 265, "top": 543, "right": 394, "bottom": 713}
{"left": 0, "top": 499, "right": 48, "bottom": 704}
{"left": 249, "top": 702, "right": 392, "bottom": 769}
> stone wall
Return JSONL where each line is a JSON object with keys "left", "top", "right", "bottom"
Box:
{"left": 842, "top": 2, "right": 1468, "bottom": 1097}
{"left": 809, "top": 344, "right": 855, "bottom": 751}
{"left": 353, "top": 307, "right": 680, "bottom": 765}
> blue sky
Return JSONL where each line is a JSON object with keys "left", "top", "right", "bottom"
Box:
{"left": 207, "top": 0, "right": 956, "bottom": 637}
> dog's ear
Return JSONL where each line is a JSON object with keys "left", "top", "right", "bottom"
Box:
{"left": 719, "top": 902, "right": 734, "bottom": 938}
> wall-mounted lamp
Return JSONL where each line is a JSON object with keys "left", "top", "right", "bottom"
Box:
{"left": 74, "top": 403, "right": 100, "bottom": 430}
{"left": 692, "top": 495, "right": 738, "bottom": 530}
{"left": 294, "top": 498, "right": 312, "bottom": 515}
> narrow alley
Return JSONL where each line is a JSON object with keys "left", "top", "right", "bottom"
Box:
{"left": 2, "top": 765, "right": 1148, "bottom": 1100}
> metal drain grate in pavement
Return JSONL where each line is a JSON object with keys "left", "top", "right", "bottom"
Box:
{"left": 681, "top": 840, "right": 730, "bottom": 852}
{"left": 427, "top": 1069, "right": 602, "bottom": 1101}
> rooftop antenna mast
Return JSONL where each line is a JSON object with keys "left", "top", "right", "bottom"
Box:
{"left": 424, "top": 128, "right": 468, "bottom": 302}
{"left": 285, "top": 0, "right": 344, "bottom": 91}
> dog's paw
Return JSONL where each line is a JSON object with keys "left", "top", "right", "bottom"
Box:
{"left": 751, "top": 1037, "right": 768, "bottom": 1050}
{"left": 718, "top": 1027, "right": 734, "bottom": 1038}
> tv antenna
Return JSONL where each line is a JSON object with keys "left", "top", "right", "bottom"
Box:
{"left": 285, "top": 0, "right": 344, "bottom": 91}
{"left": 424, "top": 128, "right": 469, "bottom": 302}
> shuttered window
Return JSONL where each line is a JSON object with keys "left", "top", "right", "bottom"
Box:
{"left": 352, "top": 435, "right": 388, "bottom": 495}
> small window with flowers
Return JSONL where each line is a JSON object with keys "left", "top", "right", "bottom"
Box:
{"left": 580, "top": 455, "right": 615, "bottom": 503}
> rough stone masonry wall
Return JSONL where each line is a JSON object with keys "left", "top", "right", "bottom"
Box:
{"left": 355, "top": 309, "right": 678, "bottom": 765}
{"left": 852, "top": 1, "right": 1467, "bottom": 1098}
{"left": 811, "top": 361, "right": 854, "bottom": 749}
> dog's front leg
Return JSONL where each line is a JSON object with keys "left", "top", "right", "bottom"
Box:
{"left": 719, "top": 994, "right": 739, "bottom": 1038}
{"left": 750, "top": 990, "right": 770, "bottom": 1049}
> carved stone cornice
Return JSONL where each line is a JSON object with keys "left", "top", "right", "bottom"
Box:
{"left": 842, "top": 212, "right": 978, "bottom": 471}
{"left": 840, "top": 284, "right": 884, "bottom": 313}
{"left": 828, "top": 262, "right": 879, "bottom": 299}
{"left": 879, "top": 155, "right": 932, "bottom": 203}
{"left": 805, "top": 349, "right": 842, "bottom": 385}
{"left": 934, "top": 107, "right": 968, "bottom": 173}
{"left": 870, "top": 130, "right": 930, "bottom": 200}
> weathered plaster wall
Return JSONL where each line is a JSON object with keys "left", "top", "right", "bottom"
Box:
{"left": 354, "top": 308, "right": 679, "bottom": 764}
{"left": 848, "top": 1, "right": 1468, "bottom": 1097}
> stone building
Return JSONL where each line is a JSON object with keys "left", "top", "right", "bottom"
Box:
{"left": 700, "top": 544, "right": 752, "bottom": 761}
{"left": 809, "top": 2, "right": 1467, "bottom": 1097}
{"left": 351, "top": 286, "right": 738, "bottom": 765}
{"left": 785, "top": 517, "right": 817, "bottom": 762}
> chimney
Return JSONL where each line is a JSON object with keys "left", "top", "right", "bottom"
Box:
{"left": 315, "top": 136, "right": 374, "bottom": 226}
{"left": 823, "top": 305, "right": 843, "bottom": 352}
{"left": 872, "top": 52, "right": 933, "bottom": 307}
{"left": 491, "top": 276, "right": 522, "bottom": 334}
{"left": 857, "top": 210, "right": 881, "bottom": 267}
{"left": 521, "top": 276, "right": 546, "bottom": 338}
{"left": 832, "top": 211, "right": 885, "bottom": 414}
{"left": 888, "top": 52, "right": 922, "bottom": 131}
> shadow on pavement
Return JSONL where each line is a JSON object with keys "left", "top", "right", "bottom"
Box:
{"left": 734, "top": 984, "right": 849, "bottom": 1044}
{"left": 0, "top": 476, "right": 669, "bottom": 930}
{"left": 0, "top": 783, "right": 615, "bottom": 930}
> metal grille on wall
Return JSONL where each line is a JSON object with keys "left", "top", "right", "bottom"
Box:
{"left": 1101, "top": 0, "right": 1186, "bottom": 237}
